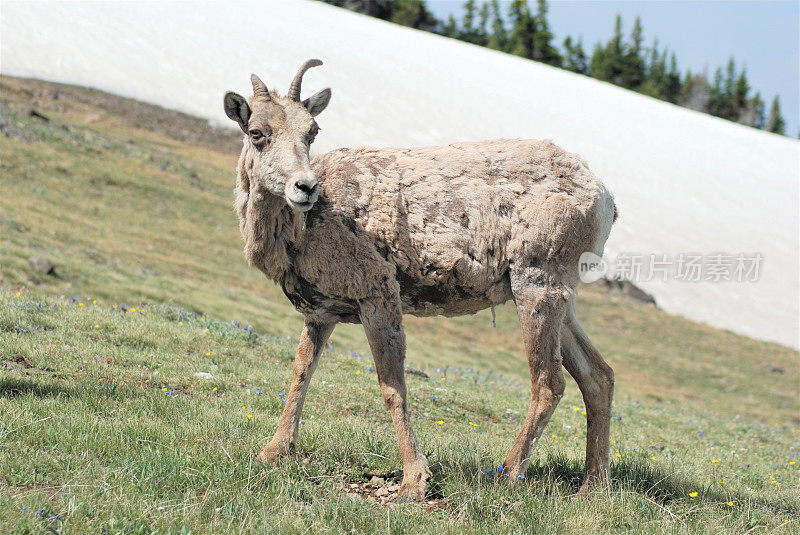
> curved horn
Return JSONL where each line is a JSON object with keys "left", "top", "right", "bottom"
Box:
{"left": 288, "top": 59, "right": 322, "bottom": 101}
{"left": 251, "top": 74, "right": 270, "bottom": 101}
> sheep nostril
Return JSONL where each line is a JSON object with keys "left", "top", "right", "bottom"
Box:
{"left": 295, "top": 181, "right": 317, "bottom": 195}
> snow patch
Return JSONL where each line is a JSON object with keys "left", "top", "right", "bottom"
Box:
{"left": 2, "top": 0, "right": 797, "bottom": 347}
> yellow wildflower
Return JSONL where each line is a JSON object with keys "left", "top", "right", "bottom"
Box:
{"left": 246, "top": 414, "right": 253, "bottom": 418}
{"left": 727, "top": 501, "right": 733, "bottom": 507}
{"left": 689, "top": 492, "right": 698, "bottom": 497}
{"left": 355, "top": 370, "right": 360, "bottom": 375}
{"left": 437, "top": 420, "right": 444, "bottom": 425}
{"left": 468, "top": 421, "right": 477, "bottom": 427}
{"left": 711, "top": 459, "right": 719, "bottom": 463}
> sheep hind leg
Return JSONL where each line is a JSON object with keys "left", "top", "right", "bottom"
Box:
{"left": 561, "top": 299, "right": 614, "bottom": 495}
{"left": 256, "top": 320, "right": 335, "bottom": 463}
{"left": 360, "top": 294, "right": 430, "bottom": 501}
{"left": 502, "top": 272, "right": 568, "bottom": 480}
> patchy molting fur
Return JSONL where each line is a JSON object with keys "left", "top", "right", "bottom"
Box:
{"left": 227, "top": 62, "right": 617, "bottom": 501}
{"left": 235, "top": 138, "right": 616, "bottom": 322}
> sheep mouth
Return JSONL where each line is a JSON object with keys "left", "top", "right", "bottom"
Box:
{"left": 288, "top": 199, "right": 315, "bottom": 212}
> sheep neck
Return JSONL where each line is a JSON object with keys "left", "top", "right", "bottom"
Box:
{"left": 241, "top": 184, "right": 303, "bottom": 283}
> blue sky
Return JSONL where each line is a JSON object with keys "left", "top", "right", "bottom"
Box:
{"left": 428, "top": 1, "right": 799, "bottom": 136}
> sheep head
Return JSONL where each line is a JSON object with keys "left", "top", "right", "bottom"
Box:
{"left": 224, "top": 59, "right": 332, "bottom": 212}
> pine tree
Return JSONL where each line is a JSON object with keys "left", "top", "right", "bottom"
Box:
{"left": 607, "top": 14, "right": 626, "bottom": 84}
{"left": 733, "top": 68, "right": 749, "bottom": 121}
{"left": 706, "top": 67, "right": 724, "bottom": 116}
{"left": 622, "top": 16, "right": 645, "bottom": 89}
{"left": 589, "top": 41, "right": 609, "bottom": 80}
{"left": 563, "top": 36, "right": 588, "bottom": 74}
{"left": 639, "top": 39, "right": 664, "bottom": 98}
{"left": 391, "top": 0, "right": 438, "bottom": 31}
{"left": 476, "top": 2, "right": 490, "bottom": 46}
{"left": 664, "top": 53, "right": 681, "bottom": 103}
{"left": 322, "top": 0, "right": 393, "bottom": 20}
{"left": 714, "top": 57, "right": 737, "bottom": 120}
{"left": 460, "top": 0, "right": 478, "bottom": 43}
{"left": 442, "top": 14, "right": 459, "bottom": 37}
{"left": 531, "top": 0, "right": 561, "bottom": 65}
{"left": 590, "top": 15, "right": 626, "bottom": 84}
{"left": 506, "top": 0, "right": 536, "bottom": 58}
{"left": 487, "top": 0, "right": 507, "bottom": 50}
{"left": 765, "top": 96, "right": 786, "bottom": 135}
{"left": 750, "top": 91, "right": 765, "bottom": 129}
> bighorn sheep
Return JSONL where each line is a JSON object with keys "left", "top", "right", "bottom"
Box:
{"left": 224, "top": 60, "right": 617, "bottom": 500}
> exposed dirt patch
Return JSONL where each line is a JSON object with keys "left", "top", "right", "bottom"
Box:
{"left": 2, "top": 355, "right": 51, "bottom": 374}
{"left": 0, "top": 75, "right": 241, "bottom": 153}
{"left": 345, "top": 471, "right": 448, "bottom": 511}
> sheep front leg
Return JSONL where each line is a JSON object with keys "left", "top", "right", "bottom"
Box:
{"left": 360, "top": 295, "right": 431, "bottom": 501}
{"left": 256, "top": 320, "right": 335, "bottom": 463}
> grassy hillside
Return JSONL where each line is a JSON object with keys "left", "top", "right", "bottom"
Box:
{"left": 1, "top": 76, "right": 798, "bottom": 533}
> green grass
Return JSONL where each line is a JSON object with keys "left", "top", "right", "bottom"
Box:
{"left": 1, "top": 292, "right": 798, "bottom": 534}
{"left": 1, "top": 76, "right": 798, "bottom": 533}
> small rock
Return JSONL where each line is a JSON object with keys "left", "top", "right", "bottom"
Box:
{"left": 386, "top": 483, "right": 401, "bottom": 492}
{"left": 349, "top": 483, "right": 359, "bottom": 489}
{"left": 405, "top": 368, "right": 429, "bottom": 379}
{"left": 369, "top": 476, "right": 385, "bottom": 488}
{"left": 28, "top": 255, "right": 56, "bottom": 275}
{"left": 28, "top": 108, "right": 50, "bottom": 121}
{"left": 194, "top": 372, "right": 214, "bottom": 380}
{"left": 374, "top": 487, "right": 389, "bottom": 497}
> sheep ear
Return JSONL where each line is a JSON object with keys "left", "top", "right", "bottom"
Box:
{"left": 303, "top": 88, "right": 331, "bottom": 117}
{"left": 224, "top": 91, "right": 250, "bottom": 133}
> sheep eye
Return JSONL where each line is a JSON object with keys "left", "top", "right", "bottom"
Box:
{"left": 249, "top": 129, "right": 263, "bottom": 140}
{"left": 306, "top": 125, "right": 319, "bottom": 144}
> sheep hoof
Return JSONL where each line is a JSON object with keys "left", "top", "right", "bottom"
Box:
{"left": 394, "top": 464, "right": 430, "bottom": 502}
{"left": 574, "top": 473, "right": 609, "bottom": 498}
{"left": 395, "top": 483, "right": 426, "bottom": 502}
{"left": 255, "top": 439, "right": 294, "bottom": 464}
